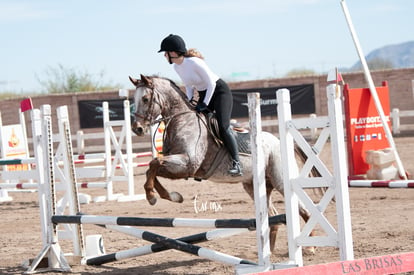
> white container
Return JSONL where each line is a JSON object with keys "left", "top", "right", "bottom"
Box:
{"left": 366, "top": 165, "right": 398, "bottom": 180}
{"left": 78, "top": 193, "right": 91, "bottom": 204}
{"left": 365, "top": 148, "right": 395, "bottom": 168}
{"left": 0, "top": 190, "right": 13, "bottom": 202}
{"left": 85, "top": 234, "right": 105, "bottom": 258}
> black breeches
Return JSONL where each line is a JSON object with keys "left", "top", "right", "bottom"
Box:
{"left": 204, "top": 79, "right": 239, "bottom": 161}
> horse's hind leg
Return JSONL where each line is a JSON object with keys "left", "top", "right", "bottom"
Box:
{"left": 266, "top": 187, "right": 281, "bottom": 252}
{"left": 241, "top": 182, "right": 280, "bottom": 252}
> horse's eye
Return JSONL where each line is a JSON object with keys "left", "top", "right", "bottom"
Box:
{"left": 142, "top": 97, "right": 149, "bottom": 104}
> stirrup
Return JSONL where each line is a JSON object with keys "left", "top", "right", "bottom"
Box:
{"left": 228, "top": 160, "right": 243, "bottom": 176}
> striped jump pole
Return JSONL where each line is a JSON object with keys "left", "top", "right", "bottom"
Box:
{"left": 87, "top": 226, "right": 249, "bottom": 265}
{"left": 0, "top": 182, "right": 38, "bottom": 189}
{"left": 86, "top": 224, "right": 256, "bottom": 266}
{"left": 51, "top": 214, "right": 286, "bottom": 229}
{"left": 0, "top": 182, "right": 114, "bottom": 190}
{"left": 73, "top": 162, "right": 149, "bottom": 169}
{"left": 74, "top": 151, "right": 152, "bottom": 160}
{"left": 349, "top": 180, "right": 414, "bottom": 188}
{"left": 94, "top": 226, "right": 255, "bottom": 266}
{"left": 0, "top": 158, "right": 35, "bottom": 165}
{"left": 52, "top": 214, "right": 286, "bottom": 266}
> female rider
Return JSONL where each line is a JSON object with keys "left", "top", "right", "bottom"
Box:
{"left": 158, "top": 34, "right": 242, "bottom": 176}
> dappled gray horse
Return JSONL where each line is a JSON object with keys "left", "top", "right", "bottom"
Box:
{"left": 130, "top": 74, "right": 318, "bottom": 252}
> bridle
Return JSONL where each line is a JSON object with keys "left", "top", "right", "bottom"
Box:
{"left": 133, "top": 81, "right": 194, "bottom": 155}
{"left": 134, "top": 82, "right": 194, "bottom": 127}
{"left": 134, "top": 84, "right": 161, "bottom": 125}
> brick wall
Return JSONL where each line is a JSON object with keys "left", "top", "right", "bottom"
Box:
{"left": 229, "top": 67, "right": 414, "bottom": 116}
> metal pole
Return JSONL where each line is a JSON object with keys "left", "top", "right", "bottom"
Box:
{"left": 340, "top": 0, "right": 407, "bottom": 179}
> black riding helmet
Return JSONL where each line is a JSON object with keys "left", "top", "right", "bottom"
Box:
{"left": 158, "top": 34, "right": 187, "bottom": 54}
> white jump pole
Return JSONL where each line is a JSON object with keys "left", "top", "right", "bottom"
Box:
{"left": 340, "top": 0, "right": 407, "bottom": 180}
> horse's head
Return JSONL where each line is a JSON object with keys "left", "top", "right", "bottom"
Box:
{"left": 129, "top": 74, "right": 161, "bottom": 136}
{"left": 129, "top": 74, "right": 193, "bottom": 136}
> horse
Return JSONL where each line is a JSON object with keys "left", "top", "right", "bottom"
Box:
{"left": 129, "top": 74, "right": 318, "bottom": 252}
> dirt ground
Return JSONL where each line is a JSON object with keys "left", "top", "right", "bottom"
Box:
{"left": 0, "top": 136, "right": 413, "bottom": 275}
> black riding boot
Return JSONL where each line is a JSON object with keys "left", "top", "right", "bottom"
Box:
{"left": 222, "top": 127, "right": 243, "bottom": 176}
{"left": 228, "top": 159, "right": 242, "bottom": 176}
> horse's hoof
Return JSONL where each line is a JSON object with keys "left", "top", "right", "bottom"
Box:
{"left": 170, "top": 192, "right": 184, "bottom": 203}
{"left": 148, "top": 197, "right": 157, "bottom": 205}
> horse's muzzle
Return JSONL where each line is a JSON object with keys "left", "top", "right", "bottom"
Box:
{"left": 132, "top": 121, "right": 145, "bottom": 136}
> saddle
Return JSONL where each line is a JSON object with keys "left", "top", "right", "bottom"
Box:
{"left": 193, "top": 113, "right": 251, "bottom": 181}
{"left": 203, "top": 112, "right": 251, "bottom": 154}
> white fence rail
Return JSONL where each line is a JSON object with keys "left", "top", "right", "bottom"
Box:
{"left": 391, "top": 109, "right": 414, "bottom": 134}
{"left": 75, "top": 130, "right": 151, "bottom": 155}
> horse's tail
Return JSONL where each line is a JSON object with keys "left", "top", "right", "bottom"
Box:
{"left": 294, "top": 145, "right": 330, "bottom": 199}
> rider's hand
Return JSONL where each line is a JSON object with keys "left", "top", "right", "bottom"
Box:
{"left": 195, "top": 102, "right": 208, "bottom": 113}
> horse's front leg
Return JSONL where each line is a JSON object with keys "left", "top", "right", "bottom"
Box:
{"left": 144, "top": 154, "right": 192, "bottom": 205}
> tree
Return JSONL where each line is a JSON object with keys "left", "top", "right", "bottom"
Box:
{"left": 284, "top": 68, "right": 317, "bottom": 77}
{"left": 37, "top": 64, "right": 119, "bottom": 94}
{"left": 0, "top": 92, "right": 18, "bottom": 100}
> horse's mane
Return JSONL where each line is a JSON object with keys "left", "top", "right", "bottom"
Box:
{"left": 150, "top": 75, "right": 195, "bottom": 109}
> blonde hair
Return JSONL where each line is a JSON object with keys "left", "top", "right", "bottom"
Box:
{"left": 184, "top": 48, "right": 204, "bottom": 59}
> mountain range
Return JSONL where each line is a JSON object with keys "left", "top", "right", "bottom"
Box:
{"left": 349, "top": 40, "right": 414, "bottom": 71}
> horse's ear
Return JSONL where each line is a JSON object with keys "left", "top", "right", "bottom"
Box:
{"left": 140, "top": 74, "right": 153, "bottom": 88}
{"left": 129, "top": 76, "right": 140, "bottom": 87}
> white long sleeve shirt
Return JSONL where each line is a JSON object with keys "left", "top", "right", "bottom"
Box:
{"left": 173, "top": 57, "right": 219, "bottom": 105}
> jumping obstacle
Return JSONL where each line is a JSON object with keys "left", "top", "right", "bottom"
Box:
{"left": 0, "top": 96, "right": 149, "bottom": 204}
{"left": 52, "top": 214, "right": 286, "bottom": 229}
{"left": 51, "top": 214, "right": 287, "bottom": 267}
{"left": 276, "top": 83, "right": 353, "bottom": 267}
{"left": 27, "top": 91, "right": 288, "bottom": 274}
{"left": 27, "top": 80, "right": 408, "bottom": 273}
{"left": 69, "top": 98, "right": 152, "bottom": 203}
{"left": 3, "top": 101, "right": 149, "bottom": 272}
{"left": 86, "top": 227, "right": 249, "bottom": 265}
{"left": 29, "top": 83, "right": 352, "bottom": 274}
{"left": 64, "top": 99, "right": 145, "bottom": 202}
{"left": 25, "top": 105, "right": 72, "bottom": 273}
{"left": 0, "top": 99, "right": 35, "bottom": 201}
{"left": 274, "top": 69, "right": 412, "bottom": 274}
{"left": 98, "top": 225, "right": 256, "bottom": 266}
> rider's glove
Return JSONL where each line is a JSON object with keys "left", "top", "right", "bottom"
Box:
{"left": 195, "top": 102, "right": 208, "bottom": 113}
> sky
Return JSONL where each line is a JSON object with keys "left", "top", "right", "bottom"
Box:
{"left": 0, "top": 0, "right": 412, "bottom": 93}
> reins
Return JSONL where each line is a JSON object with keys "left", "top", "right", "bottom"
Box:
{"left": 149, "top": 110, "right": 193, "bottom": 156}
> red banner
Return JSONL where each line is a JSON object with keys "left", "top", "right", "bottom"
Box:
{"left": 343, "top": 81, "right": 391, "bottom": 176}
